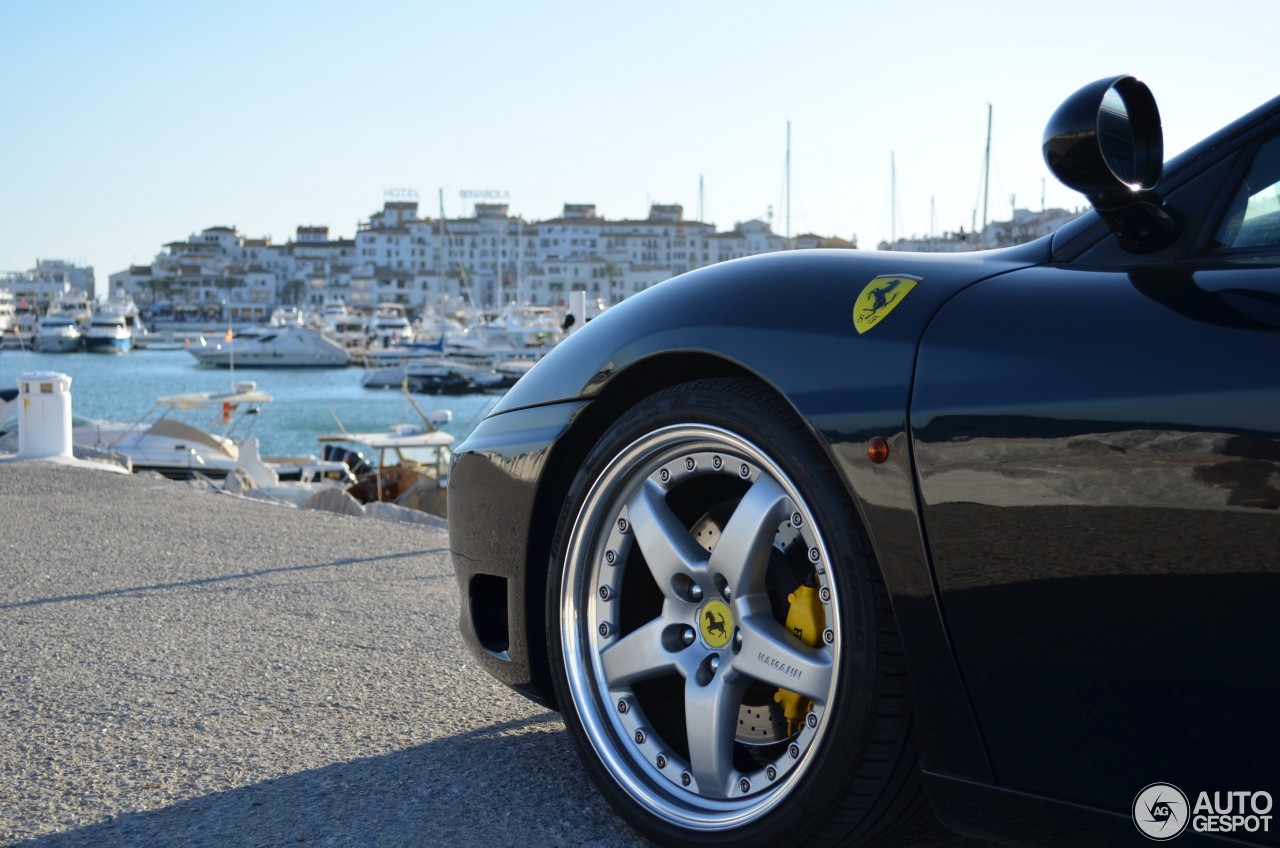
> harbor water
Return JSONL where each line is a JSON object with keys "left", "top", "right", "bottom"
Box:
{"left": 0, "top": 349, "right": 505, "bottom": 460}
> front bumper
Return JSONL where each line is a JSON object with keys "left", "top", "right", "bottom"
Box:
{"left": 447, "top": 399, "right": 588, "bottom": 706}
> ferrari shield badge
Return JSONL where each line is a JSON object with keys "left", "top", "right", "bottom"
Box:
{"left": 853, "top": 274, "right": 921, "bottom": 334}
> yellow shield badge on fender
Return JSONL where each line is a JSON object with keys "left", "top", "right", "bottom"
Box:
{"left": 853, "top": 274, "right": 921, "bottom": 334}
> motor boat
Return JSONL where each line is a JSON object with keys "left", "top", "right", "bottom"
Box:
{"left": 83, "top": 308, "right": 133, "bottom": 353}
{"left": 187, "top": 326, "right": 349, "bottom": 368}
{"left": 71, "top": 382, "right": 347, "bottom": 481}
{"left": 33, "top": 312, "right": 82, "bottom": 352}
{"left": 367, "top": 302, "right": 415, "bottom": 347}
{"left": 316, "top": 415, "right": 454, "bottom": 517}
{"left": 0, "top": 289, "right": 14, "bottom": 335}
{"left": 2, "top": 303, "right": 38, "bottom": 350}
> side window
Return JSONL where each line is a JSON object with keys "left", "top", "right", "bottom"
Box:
{"left": 1213, "top": 134, "right": 1280, "bottom": 250}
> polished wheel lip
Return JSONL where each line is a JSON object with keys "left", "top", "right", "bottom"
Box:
{"left": 561, "top": 423, "right": 841, "bottom": 832}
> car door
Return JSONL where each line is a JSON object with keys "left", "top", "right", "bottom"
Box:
{"left": 910, "top": 133, "right": 1280, "bottom": 815}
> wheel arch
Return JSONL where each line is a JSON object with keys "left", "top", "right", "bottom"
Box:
{"left": 521, "top": 345, "right": 995, "bottom": 785}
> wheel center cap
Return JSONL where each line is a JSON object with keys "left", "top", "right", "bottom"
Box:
{"left": 698, "top": 599, "right": 733, "bottom": 649}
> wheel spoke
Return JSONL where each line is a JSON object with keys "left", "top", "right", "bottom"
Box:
{"left": 684, "top": 673, "right": 747, "bottom": 798}
{"left": 708, "top": 475, "right": 791, "bottom": 598}
{"left": 734, "top": 606, "right": 833, "bottom": 702}
{"left": 600, "top": 618, "right": 681, "bottom": 687}
{"left": 627, "top": 478, "right": 708, "bottom": 592}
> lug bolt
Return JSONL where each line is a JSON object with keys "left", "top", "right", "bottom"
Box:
{"left": 708, "top": 655, "right": 720, "bottom": 674}
{"left": 681, "top": 627, "right": 696, "bottom": 647}
{"left": 740, "top": 778, "right": 751, "bottom": 793}
{"left": 733, "top": 630, "right": 743, "bottom": 651}
{"left": 689, "top": 583, "right": 703, "bottom": 602}
{"left": 682, "top": 771, "right": 692, "bottom": 787}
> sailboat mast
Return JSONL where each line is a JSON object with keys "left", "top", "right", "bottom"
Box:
{"left": 982, "top": 102, "right": 993, "bottom": 242}
{"left": 439, "top": 188, "right": 450, "bottom": 304}
{"left": 891, "top": 151, "right": 897, "bottom": 246}
{"left": 785, "top": 121, "right": 792, "bottom": 242}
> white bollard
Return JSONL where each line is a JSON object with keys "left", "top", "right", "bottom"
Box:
{"left": 17, "top": 371, "right": 74, "bottom": 459}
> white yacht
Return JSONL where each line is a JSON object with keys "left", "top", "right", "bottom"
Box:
{"left": 83, "top": 306, "right": 133, "bottom": 353}
{"left": 187, "top": 325, "right": 349, "bottom": 368}
{"left": 49, "top": 292, "right": 94, "bottom": 328}
{"left": 33, "top": 312, "right": 82, "bottom": 352}
{"left": 269, "top": 306, "right": 305, "bottom": 327}
{"left": 0, "top": 289, "right": 14, "bottom": 334}
{"left": 2, "top": 302, "right": 38, "bottom": 350}
{"left": 320, "top": 297, "right": 350, "bottom": 327}
{"left": 327, "top": 315, "right": 369, "bottom": 354}
{"left": 367, "top": 302, "right": 415, "bottom": 347}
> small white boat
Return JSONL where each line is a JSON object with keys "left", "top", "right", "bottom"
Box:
{"left": 132, "top": 330, "right": 190, "bottom": 351}
{"left": 187, "top": 326, "right": 349, "bottom": 368}
{"left": 72, "top": 382, "right": 345, "bottom": 481}
{"left": 317, "top": 410, "right": 454, "bottom": 516}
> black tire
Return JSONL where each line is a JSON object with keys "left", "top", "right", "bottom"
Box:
{"left": 547, "top": 378, "right": 921, "bottom": 847}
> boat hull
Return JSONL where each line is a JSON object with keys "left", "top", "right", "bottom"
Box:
{"left": 84, "top": 335, "right": 133, "bottom": 353}
{"left": 33, "top": 335, "right": 82, "bottom": 353}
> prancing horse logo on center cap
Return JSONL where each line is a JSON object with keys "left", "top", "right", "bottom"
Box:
{"left": 700, "top": 599, "right": 733, "bottom": 649}
{"left": 854, "top": 274, "right": 921, "bottom": 334}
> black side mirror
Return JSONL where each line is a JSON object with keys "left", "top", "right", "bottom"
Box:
{"left": 1044, "top": 75, "right": 1179, "bottom": 252}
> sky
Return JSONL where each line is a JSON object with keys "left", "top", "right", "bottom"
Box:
{"left": 1, "top": 0, "right": 1275, "bottom": 287}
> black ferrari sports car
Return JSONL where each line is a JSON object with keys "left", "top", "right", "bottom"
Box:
{"left": 448, "top": 76, "right": 1280, "bottom": 848}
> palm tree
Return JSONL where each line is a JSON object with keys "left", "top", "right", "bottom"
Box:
{"left": 281, "top": 278, "right": 306, "bottom": 306}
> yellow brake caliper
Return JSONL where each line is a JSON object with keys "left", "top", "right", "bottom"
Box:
{"left": 774, "top": 582, "right": 823, "bottom": 736}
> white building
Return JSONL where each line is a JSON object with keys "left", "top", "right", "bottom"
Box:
{"left": 2, "top": 259, "right": 96, "bottom": 309}
{"left": 108, "top": 200, "right": 810, "bottom": 320}
{"left": 879, "top": 207, "right": 1083, "bottom": 252}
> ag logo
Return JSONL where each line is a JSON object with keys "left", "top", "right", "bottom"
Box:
{"left": 699, "top": 599, "right": 732, "bottom": 649}
{"left": 853, "top": 274, "right": 920, "bottom": 334}
{"left": 1134, "top": 783, "right": 1190, "bottom": 841}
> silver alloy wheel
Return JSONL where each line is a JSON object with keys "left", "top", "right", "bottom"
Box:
{"left": 560, "top": 423, "right": 841, "bottom": 831}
